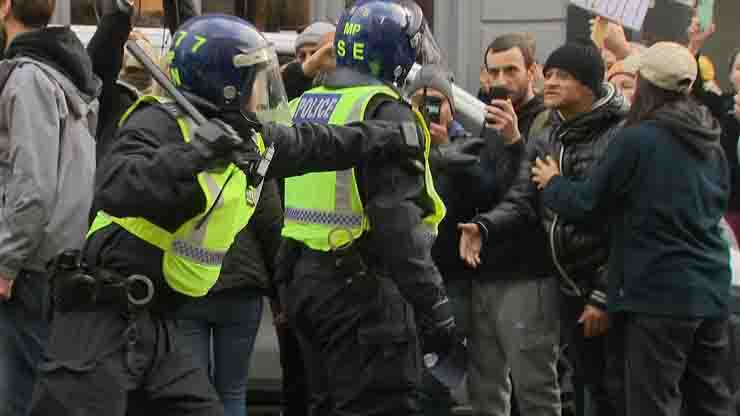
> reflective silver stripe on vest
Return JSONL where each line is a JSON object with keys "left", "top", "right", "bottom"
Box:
{"left": 179, "top": 116, "right": 230, "bottom": 258}
{"left": 284, "top": 207, "right": 363, "bottom": 228}
{"left": 346, "top": 96, "right": 366, "bottom": 123}
{"left": 172, "top": 239, "right": 226, "bottom": 266}
{"left": 335, "top": 169, "right": 353, "bottom": 213}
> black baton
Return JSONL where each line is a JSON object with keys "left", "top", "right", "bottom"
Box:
{"left": 125, "top": 40, "right": 208, "bottom": 126}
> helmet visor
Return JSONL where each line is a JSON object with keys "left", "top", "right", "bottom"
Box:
{"left": 236, "top": 46, "right": 292, "bottom": 125}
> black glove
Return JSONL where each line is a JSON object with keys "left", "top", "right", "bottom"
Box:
{"left": 429, "top": 137, "right": 485, "bottom": 172}
{"left": 418, "top": 295, "right": 459, "bottom": 356}
{"left": 191, "top": 119, "right": 249, "bottom": 171}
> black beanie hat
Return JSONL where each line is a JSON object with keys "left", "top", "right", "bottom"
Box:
{"left": 543, "top": 42, "right": 605, "bottom": 97}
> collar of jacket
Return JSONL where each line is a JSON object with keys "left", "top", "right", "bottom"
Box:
{"left": 324, "top": 67, "right": 385, "bottom": 89}
{"left": 556, "top": 83, "right": 628, "bottom": 145}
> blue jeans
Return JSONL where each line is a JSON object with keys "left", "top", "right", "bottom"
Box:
{"left": 176, "top": 288, "right": 263, "bottom": 416}
{"left": 0, "top": 272, "right": 50, "bottom": 416}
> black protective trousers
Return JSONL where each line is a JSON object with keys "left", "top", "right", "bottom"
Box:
{"left": 284, "top": 249, "right": 422, "bottom": 416}
{"left": 28, "top": 306, "right": 223, "bottom": 416}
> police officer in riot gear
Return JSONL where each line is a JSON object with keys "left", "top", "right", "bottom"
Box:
{"left": 29, "top": 14, "right": 438, "bottom": 416}
{"left": 279, "top": 1, "right": 472, "bottom": 414}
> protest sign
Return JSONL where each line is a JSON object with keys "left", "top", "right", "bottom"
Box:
{"left": 570, "top": 0, "right": 652, "bottom": 31}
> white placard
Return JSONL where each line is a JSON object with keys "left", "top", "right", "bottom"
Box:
{"left": 571, "top": 0, "right": 652, "bottom": 31}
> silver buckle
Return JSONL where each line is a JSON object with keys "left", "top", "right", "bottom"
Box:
{"left": 126, "top": 274, "right": 155, "bottom": 307}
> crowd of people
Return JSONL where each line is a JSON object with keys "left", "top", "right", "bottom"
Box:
{"left": 0, "top": 0, "right": 737, "bottom": 415}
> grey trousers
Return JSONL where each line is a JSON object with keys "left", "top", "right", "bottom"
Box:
{"left": 469, "top": 276, "right": 562, "bottom": 416}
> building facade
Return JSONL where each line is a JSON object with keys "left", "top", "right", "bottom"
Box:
{"left": 57, "top": 0, "right": 740, "bottom": 94}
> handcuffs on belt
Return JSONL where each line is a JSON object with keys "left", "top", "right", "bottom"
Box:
{"left": 49, "top": 250, "right": 155, "bottom": 313}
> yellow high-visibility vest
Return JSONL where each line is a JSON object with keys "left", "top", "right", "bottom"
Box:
{"left": 88, "top": 95, "right": 265, "bottom": 297}
{"left": 282, "top": 84, "right": 446, "bottom": 250}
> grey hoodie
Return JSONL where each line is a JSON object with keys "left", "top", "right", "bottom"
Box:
{"left": 0, "top": 27, "right": 100, "bottom": 279}
{"left": 651, "top": 99, "right": 723, "bottom": 160}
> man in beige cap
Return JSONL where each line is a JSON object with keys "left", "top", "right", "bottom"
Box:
{"left": 533, "top": 41, "right": 732, "bottom": 416}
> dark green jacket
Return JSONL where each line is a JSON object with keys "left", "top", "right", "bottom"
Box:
{"left": 541, "top": 99, "right": 731, "bottom": 318}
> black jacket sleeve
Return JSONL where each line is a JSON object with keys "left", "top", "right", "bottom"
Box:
{"left": 93, "top": 106, "right": 206, "bottom": 232}
{"left": 261, "top": 120, "right": 412, "bottom": 180}
{"left": 472, "top": 137, "right": 540, "bottom": 241}
{"left": 541, "top": 131, "right": 639, "bottom": 223}
{"left": 86, "top": 11, "right": 132, "bottom": 141}
{"left": 251, "top": 179, "right": 284, "bottom": 277}
{"left": 282, "top": 61, "right": 315, "bottom": 101}
{"left": 163, "top": 0, "right": 198, "bottom": 35}
{"left": 692, "top": 54, "right": 727, "bottom": 120}
{"left": 360, "top": 99, "right": 447, "bottom": 329}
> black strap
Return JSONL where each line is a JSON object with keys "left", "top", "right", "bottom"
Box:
{"left": 0, "top": 61, "right": 20, "bottom": 96}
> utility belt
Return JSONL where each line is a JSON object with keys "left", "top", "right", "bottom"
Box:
{"left": 48, "top": 250, "right": 155, "bottom": 314}
{"left": 279, "top": 229, "right": 378, "bottom": 288}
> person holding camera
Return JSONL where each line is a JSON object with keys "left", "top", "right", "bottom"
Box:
{"left": 404, "top": 65, "right": 476, "bottom": 415}
{"left": 456, "top": 33, "right": 560, "bottom": 416}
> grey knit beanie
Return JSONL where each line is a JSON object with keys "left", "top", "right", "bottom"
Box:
{"left": 295, "top": 22, "right": 336, "bottom": 52}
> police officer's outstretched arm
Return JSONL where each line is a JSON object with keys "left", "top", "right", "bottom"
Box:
{"left": 259, "top": 120, "right": 422, "bottom": 180}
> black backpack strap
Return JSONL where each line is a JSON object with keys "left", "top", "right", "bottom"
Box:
{"left": 0, "top": 60, "right": 21, "bottom": 95}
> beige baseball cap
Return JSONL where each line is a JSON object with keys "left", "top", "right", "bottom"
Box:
{"left": 624, "top": 42, "right": 697, "bottom": 93}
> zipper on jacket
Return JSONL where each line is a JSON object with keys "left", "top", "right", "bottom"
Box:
{"left": 549, "top": 146, "right": 583, "bottom": 297}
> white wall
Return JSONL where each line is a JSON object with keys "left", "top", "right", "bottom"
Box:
{"left": 434, "top": 0, "right": 568, "bottom": 94}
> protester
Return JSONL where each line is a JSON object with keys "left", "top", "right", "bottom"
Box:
{"left": 294, "top": 21, "right": 335, "bottom": 64}
{"left": 532, "top": 41, "right": 732, "bottom": 416}
{"left": 86, "top": 0, "right": 134, "bottom": 160}
{"left": 0, "top": 0, "right": 100, "bottom": 414}
{"left": 282, "top": 22, "right": 336, "bottom": 100}
{"left": 407, "top": 64, "right": 473, "bottom": 416}
{"left": 698, "top": 54, "right": 723, "bottom": 95}
{"left": 686, "top": 17, "right": 740, "bottom": 242}
{"left": 460, "top": 41, "right": 628, "bottom": 416}
{"left": 607, "top": 60, "right": 636, "bottom": 103}
{"left": 458, "top": 33, "right": 560, "bottom": 416}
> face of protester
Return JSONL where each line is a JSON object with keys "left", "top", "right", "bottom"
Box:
{"left": 296, "top": 43, "right": 321, "bottom": 64}
{"left": 543, "top": 67, "right": 594, "bottom": 114}
{"left": 731, "top": 54, "right": 740, "bottom": 92}
{"left": 485, "top": 47, "right": 534, "bottom": 107}
{"left": 610, "top": 73, "right": 636, "bottom": 103}
{"left": 411, "top": 88, "right": 453, "bottom": 145}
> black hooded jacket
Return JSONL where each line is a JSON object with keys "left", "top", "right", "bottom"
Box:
{"left": 540, "top": 99, "right": 730, "bottom": 318}
{"left": 5, "top": 27, "right": 101, "bottom": 98}
{"left": 474, "top": 84, "right": 628, "bottom": 308}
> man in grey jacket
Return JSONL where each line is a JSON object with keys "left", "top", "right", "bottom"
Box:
{"left": 0, "top": 0, "right": 100, "bottom": 414}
